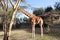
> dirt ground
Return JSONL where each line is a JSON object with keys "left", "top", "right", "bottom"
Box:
{"left": 0, "top": 24, "right": 60, "bottom": 40}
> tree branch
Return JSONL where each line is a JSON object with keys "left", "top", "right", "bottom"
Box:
{"left": 9, "top": 0, "right": 14, "bottom": 8}
{"left": 14, "top": 0, "right": 20, "bottom": 9}
{"left": 0, "top": 1, "right": 4, "bottom": 10}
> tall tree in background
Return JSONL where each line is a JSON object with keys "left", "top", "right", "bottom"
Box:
{"left": 54, "top": 2, "right": 60, "bottom": 11}
{"left": 45, "top": 6, "right": 53, "bottom": 12}
{"left": 33, "top": 8, "right": 44, "bottom": 16}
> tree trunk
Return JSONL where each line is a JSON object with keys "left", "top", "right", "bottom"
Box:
{"left": 1, "top": 0, "right": 21, "bottom": 40}
{"left": 7, "top": 0, "right": 20, "bottom": 39}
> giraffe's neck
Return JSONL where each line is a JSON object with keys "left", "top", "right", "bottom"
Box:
{"left": 18, "top": 7, "right": 37, "bottom": 18}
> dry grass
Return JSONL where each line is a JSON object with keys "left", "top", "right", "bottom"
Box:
{"left": 0, "top": 24, "right": 60, "bottom": 40}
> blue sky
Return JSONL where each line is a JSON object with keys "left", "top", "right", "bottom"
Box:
{"left": 16, "top": 0, "right": 60, "bottom": 19}
{"left": 26, "top": 0, "right": 60, "bottom": 8}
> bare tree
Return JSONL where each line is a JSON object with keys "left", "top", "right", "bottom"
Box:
{"left": 0, "top": 0, "right": 25, "bottom": 40}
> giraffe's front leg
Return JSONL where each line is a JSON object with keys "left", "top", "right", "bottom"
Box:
{"left": 31, "top": 20, "right": 35, "bottom": 38}
{"left": 39, "top": 21, "right": 43, "bottom": 37}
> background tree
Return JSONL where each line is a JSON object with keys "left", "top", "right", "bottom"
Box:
{"left": 23, "top": 17, "right": 29, "bottom": 23}
{"left": 45, "top": 6, "right": 53, "bottom": 12}
{"left": 33, "top": 8, "right": 44, "bottom": 16}
{"left": 54, "top": 2, "right": 60, "bottom": 11}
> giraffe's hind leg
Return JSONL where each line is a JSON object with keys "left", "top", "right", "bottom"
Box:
{"left": 31, "top": 21, "right": 35, "bottom": 38}
{"left": 40, "top": 24, "right": 43, "bottom": 37}
{"left": 39, "top": 22, "right": 43, "bottom": 37}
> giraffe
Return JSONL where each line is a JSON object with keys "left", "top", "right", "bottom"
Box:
{"left": 17, "top": 7, "right": 43, "bottom": 38}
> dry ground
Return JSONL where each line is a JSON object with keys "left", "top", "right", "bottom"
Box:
{"left": 0, "top": 24, "right": 60, "bottom": 40}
